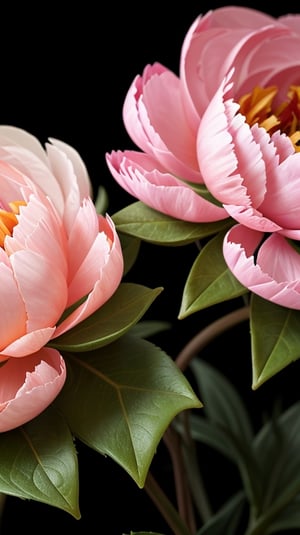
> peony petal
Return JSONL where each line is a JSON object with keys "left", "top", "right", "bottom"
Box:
{"left": 197, "top": 74, "right": 267, "bottom": 206}
{"left": 106, "top": 150, "right": 226, "bottom": 222}
{"left": 48, "top": 138, "right": 92, "bottom": 199}
{"left": 46, "top": 143, "right": 82, "bottom": 233}
{"left": 260, "top": 153, "right": 300, "bottom": 230}
{"left": 11, "top": 250, "right": 68, "bottom": 331}
{"left": 53, "top": 216, "right": 124, "bottom": 338}
{"left": 0, "top": 263, "right": 26, "bottom": 351}
{"left": 223, "top": 225, "right": 300, "bottom": 309}
{"left": 6, "top": 194, "right": 67, "bottom": 276}
{"left": 0, "top": 328, "right": 56, "bottom": 358}
{"left": 67, "top": 198, "right": 100, "bottom": 282}
{"left": 124, "top": 64, "right": 202, "bottom": 183}
{"left": 0, "top": 145, "right": 64, "bottom": 214}
{"left": 0, "top": 348, "right": 66, "bottom": 432}
{"left": 123, "top": 63, "right": 168, "bottom": 153}
{"left": 67, "top": 226, "right": 111, "bottom": 306}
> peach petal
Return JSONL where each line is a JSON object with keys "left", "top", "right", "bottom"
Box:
{"left": 53, "top": 218, "right": 124, "bottom": 337}
{"left": 0, "top": 348, "right": 66, "bottom": 432}
{"left": 0, "top": 328, "right": 56, "bottom": 358}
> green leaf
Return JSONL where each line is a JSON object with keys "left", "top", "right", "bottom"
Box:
{"left": 189, "top": 359, "right": 254, "bottom": 444}
{"left": 179, "top": 230, "right": 248, "bottom": 318}
{"left": 119, "top": 232, "right": 141, "bottom": 275}
{"left": 197, "top": 491, "right": 246, "bottom": 535}
{"left": 55, "top": 334, "right": 202, "bottom": 488}
{"left": 0, "top": 406, "right": 79, "bottom": 518}
{"left": 187, "top": 360, "right": 262, "bottom": 509}
{"left": 246, "top": 402, "right": 300, "bottom": 533}
{"left": 175, "top": 414, "right": 238, "bottom": 463}
{"left": 94, "top": 185, "right": 109, "bottom": 214}
{"left": 49, "top": 283, "right": 163, "bottom": 352}
{"left": 131, "top": 320, "right": 172, "bottom": 339}
{"left": 112, "top": 201, "right": 231, "bottom": 246}
{"left": 266, "top": 496, "right": 300, "bottom": 534}
{"left": 250, "top": 295, "right": 300, "bottom": 389}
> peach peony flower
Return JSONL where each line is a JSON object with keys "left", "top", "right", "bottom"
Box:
{"left": 0, "top": 126, "right": 124, "bottom": 431}
{"left": 106, "top": 6, "right": 300, "bottom": 309}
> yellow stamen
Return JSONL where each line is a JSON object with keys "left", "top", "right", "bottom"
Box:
{"left": 0, "top": 201, "right": 26, "bottom": 248}
{"left": 239, "top": 85, "right": 300, "bottom": 152}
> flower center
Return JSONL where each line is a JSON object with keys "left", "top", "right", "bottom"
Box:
{"left": 239, "top": 85, "right": 300, "bottom": 151}
{"left": 0, "top": 201, "right": 26, "bottom": 248}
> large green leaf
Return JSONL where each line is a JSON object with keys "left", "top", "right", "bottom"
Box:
{"left": 55, "top": 334, "right": 202, "bottom": 488}
{"left": 250, "top": 295, "right": 300, "bottom": 389}
{"left": 0, "top": 406, "right": 79, "bottom": 517}
{"left": 49, "top": 283, "right": 163, "bottom": 352}
{"left": 112, "top": 201, "right": 231, "bottom": 246}
{"left": 179, "top": 230, "right": 248, "bottom": 318}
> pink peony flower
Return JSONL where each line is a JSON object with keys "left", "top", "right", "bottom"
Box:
{"left": 106, "top": 6, "right": 300, "bottom": 309}
{"left": 0, "top": 125, "right": 124, "bottom": 431}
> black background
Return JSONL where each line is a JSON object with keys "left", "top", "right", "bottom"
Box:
{"left": 1, "top": 2, "right": 300, "bottom": 534}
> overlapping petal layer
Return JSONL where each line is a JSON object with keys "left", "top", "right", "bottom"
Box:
{"left": 106, "top": 5, "right": 300, "bottom": 309}
{"left": 0, "top": 127, "right": 124, "bottom": 431}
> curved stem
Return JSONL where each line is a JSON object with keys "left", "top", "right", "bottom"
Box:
{"left": 145, "top": 306, "right": 250, "bottom": 534}
{"left": 164, "top": 426, "right": 197, "bottom": 533}
{"left": 144, "top": 471, "right": 193, "bottom": 535}
{"left": 0, "top": 493, "right": 6, "bottom": 529}
{"left": 176, "top": 306, "right": 250, "bottom": 372}
{"left": 170, "top": 305, "right": 250, "bottom": 528}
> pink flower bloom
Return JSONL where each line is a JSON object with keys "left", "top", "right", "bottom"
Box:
{"left": 106, "top": 6, "right": 300, "bottom": 309}
{"left": 0, "top": 126, "right": 124, "bottom": 431}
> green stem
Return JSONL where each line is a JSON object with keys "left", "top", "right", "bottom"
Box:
{"left": 144, "top": 471, "right": 193, "bottom": 535}
{"left": 175, "top": 306, "right": 250, "bottom": 372}
{"left": 178, "top": 412, "right": 213, "bottom": 523}
{"left": 164, "top": 426, "right": 197, "bottom": 533}
{"left": 245, "top": 480, "right": 300, "bottom": 535}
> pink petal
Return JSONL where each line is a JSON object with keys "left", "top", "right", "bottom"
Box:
{"left": 197, "top": 74, "right": 267, "bottom": 207}
{"left": 106, "top": 150, "right": 226, "bottom": 222}
{"left": 6, "top": 194, "right": 67, "bottom": 276}
{"left": 67, "top": 223, "right": 112, "bottom": 306}
{"left": 48, "top": 138, "right": 92, "bottom": 200}
{"left": 0, "top": 348, "right": 66, "bottom": 432}
{"left": 124, "top": 64, "right": 202, "bottom": 183}
{"left": 0, "top": 263, "right": 26, "bottom": 352}
{"left": 0, "top": 328, "right": 56, "bottom": 358}
{"left": 123, "top": 63, "right": 169, "bottom": 153}
{"left": 260, "top": 152, "right": 300, "bottom": 231}
{"left": 0, "top": 160, "right": 33, "bottom": 207}
{"left": 206, "top": 6, "right": 276, "bottom": 28}
{"left": 46, "top": 143, "right": 83, "bottom": 233}
{"left": 53, "top": 216, "right": 124, "bottom": 338}
{"left": 67, "top": 198, "right": 100, "bottom": 282}
{"left": 11, "top": 250, "right": 68, "bottom": 331}
{"left": 223, "top": 225, "right": 300, "bottom": 309}
{"left": 180, "top": 10, "right": 288, "bottom": 119}
{"left": 224, "top": 204, "right": 281, "bottom": 233}
{"left": 0, "top": 139, "right": 64, "bottom": 214}
{"left": 278, "top": 15, "right": 300, "bottom": 34}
